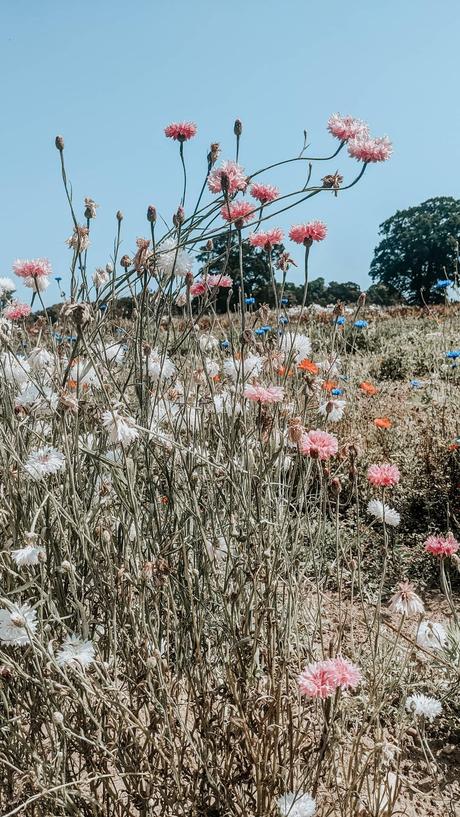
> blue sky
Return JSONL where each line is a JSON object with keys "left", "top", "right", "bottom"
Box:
{"left": 2, "top": 0, "right": 460, "bottom": 304}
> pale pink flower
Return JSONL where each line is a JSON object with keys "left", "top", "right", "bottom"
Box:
{"left": 4, "top": 302, "right": 32, "bottom": 320}
{"left": 220, "top": 201, "right": 255, "bottom": 225}
{"left": 327, "top": 113, "right": 369, "bottom": 142}
{"left": 367, "top": 463, "right": 400, "bottom": 487}
{"left": 206, "top": 274, "right": 233, "bottom": 288}
{"left": 299, "top": 429, "right": 338, "bottom": 460}
{"left": 424, "top": 533, "right": 459, "bottom": 557}
{"left": 388, "top": 581, "right": 425, "bottom": 616}
{"left": 208, "top": 160, "right": 248, "bottom": 194}
{"left": 249, "top": 183, "right": 279, "bottom": 204}
{"left": 298, "top": 660, "right": 336, "bottom": 699}
{"left": 289, "top": 222, "right": 327, "bottom": 245}
{"left": 13, "top": 259, "right": 51, "bottom": 279}
{"left": 164, "top": 121, "right": 197, "bottom": 141}
{"left": 244, "top": 385, "right": 285, "bottom": 404}
{"left": 327, "top": 656, "right": 361, "bottom": 690}
{"left": 249, "top": 229, "right": 284, "bottom": 249}
{"left": 190, "top": 281, "right": 207, "bottom": 297}
{"left": 347, "top": 135, "right": 393, "bottom": 163}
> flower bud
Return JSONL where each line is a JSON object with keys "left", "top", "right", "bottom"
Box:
{"left": 52, "top": 711, "right": 64, "bottom": 726}
{"left": 331, "top": 477, "right": 342, "bottom": 494}
{"left": 208, "top": 143, "right": 220, "bottom": 166}
{"left": 205, "top": 239, "right": 214, "bottom": 252}
{"left": 234, "top": 119, "right": 243, "bottom": 136}
{"left": 147, "top": 205, "right": 157, "bottom": 223}
{"left": 120, "top": 255, "right": 131, "bottom": 269}
{"left": 116, "top": 210, "right": 124, "bottom": 222}
{"left": 173, "top": 206, "right": 185, "bottom": 228}
{"left": 358, "top": 291, "right": 367, "bottom": 307}
{"left": 55, "top": 135, "right": 65, "bottom": 151}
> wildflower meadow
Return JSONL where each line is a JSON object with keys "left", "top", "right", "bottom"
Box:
{"left": 0, "top": 114, "right": 459, "bottom": 817}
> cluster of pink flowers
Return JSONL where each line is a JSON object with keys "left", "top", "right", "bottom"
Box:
{"left": 244, "top": 385, "right": 285, "bottom": 404}
{"left": 190, "top": 274, "right": 233, "bottom": 297}
{"left": 424, "top": 533, "right": 459, "bottom": 558}
{"left": 298, "top": 656, "right": 361, "bottom": 699}
{"left": 299, "top": 429, "right": 338, "bottom": 460}
{"left": 164, "top": 122, "right": 197, "bottom": 141}
{"left": 249, "top": 183, "right": 279, "bottom": 204}
{"left": 367, "top": 463, "right": 400, "bottom": 487}
{"left": 13, "top": 258, "right": 51, "bottom": 292}
{"left": 208, "top": 160, "right": 248, "bottom": 195}
{"left": 327, "top": 113, "right": 369, "bottom": 142}
{"left": 249, "top": 228, "right": 284, "bottom": 250}
{"left": 4, "top": 301, "right": 32, "bottom": 320}
{"left": 347, "top": 135, "right": 393, "bottom": 163}
{"left": 289, "top": 221, "right": 327, "bottom": 245}
{"left": 220, "top": 201, "right": 255, "bottom": 225}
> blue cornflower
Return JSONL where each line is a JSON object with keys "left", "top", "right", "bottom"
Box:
{"left": 245, "top": 296, "right": 256, "bottom": 305}
{"left": 410, "top": 379, "right": 424, "bottom": 388}
{"left": 99, "top": 303, "right": 108, "bottom": 312}
{"left": 67, "top": 335, "right": 78, "bottom": 343}
{"left": 261, "top": 325, "right": 271, "bottom": 332}
{"left": 354, "top": 319, "right": 368, "bottom": 328}
{"left": 434, "top": 279, "right": 451, "bottom": 290}
{"left": 54, "top": 276, "right": 62, "bottom": 284}
{"left": 53, "top": 332, "right": 62, "bottom": 342}
{"left": 278, "top": 316, "right": 289, "bottom": 325}
{"left": 281, "top": 297, "right": 289, "bottom": 306}
{"left": 335, "top": 316, "right": 346, "bottom": 326}
{"left": 220, "top": 340, "right": 229, "bottom": 349}
{"left": 254, "top": 328, "right": 267, "bottom": 336}
{"left": 446, "top": 350, "right": 460, "bottom": 359}
{"left": 331, "top": 388, "right": 344, "bottom": 396}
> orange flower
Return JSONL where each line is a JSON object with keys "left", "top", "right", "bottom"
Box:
{"left": 212, "top": 374, "right": 221, "bottom": 382}
{"left": 67, "top": 379, "right": 78, "bottom": 390}
{"left": 360, "top": 381, "right": 379, "bottom": 396}
{"left": 448, "top": 443, "right": 460, "bottom": 452}
{"left": 298, "top": 358, "right": 319, "bottom": 375}
{"left": 322, "top": 380, "right": 337, "bottom": 392}
{"left": 374, "top": 417, "right": 392, "bottom": 430}
{"left": 277, "top": 366, "right": 294, "bottom": 376}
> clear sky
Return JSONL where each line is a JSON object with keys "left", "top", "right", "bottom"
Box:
{"left": 2, "top": 0, "right": 460, "bottom": 304}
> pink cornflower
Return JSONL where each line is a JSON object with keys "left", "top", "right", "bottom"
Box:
{"left": 206, "top": 274, "right": 233, "bottom": 288}
{"left": 367, "top": 463, "right": 400, "bottom": 487}
{"left": 244, "top": 385, "right": 285, "bottom": 404}
{"left": 327, "top": 656, "right": 361, "bottom": 690}
{"left": 249, "top": 229, "right": 284, "bottom": 249}
{"left": 208, "top": 160, "right": 248, "bottom": 195}
{"left": 164, "top": 122, "right": 197, "bottom": 141}
{"left": 289, "top": 221, "right": 327, "bottom": 245}
{"left": 299, "top": 429, "right": 338, "bottom": 460}
{"left": 424, "top": 533, "right": 459, "bottom": 558}
{"left": 190, "top": 281, "right": 207, "bottom": 297}
{"left": 220, "top": 201, "right": 255, "bottom": 226}
{"left": 327, "top": 113, "right": 369, "bottom": 142}
{"left": 298, "top": 660, "right": 336, "bottom": 699}
{"left": 249, "top": 183, "right": 279, "bottom": 204}
{"left": 13, "top": 259, "right": 51, "bottom": 279}
{"left": 4, "top": 302, "right": 32, "bottom": 320}
{"left": 347, "top": 135, "right": 393, "bottom": 163}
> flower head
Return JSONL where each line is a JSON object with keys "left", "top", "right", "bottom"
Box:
{"left": 244, "top": 385, "right": 285, "bottom": 404}
{"left": 66, "top": 225, "right": 90, "bottom": 251}
{"left": 13, "top": 258, "right": 51, "bottom": 279}
{"left": 220, "top": 200, "right": 254, "bottom": 225}
{"left": 318, "top": 399, "right": 346, "bottom": 422}
{"left": 4, "top": 302, "right": 32, "bottom": 320}
{"left": 249, "top": 183, "right": 279, "bottom": 204}
{"left": 299, "top": 429, "right": 338, "bottom": 460}
{"left": 206, "top": 274, "right": 233, "bottom": 288}
{"left": 277, "top": 791, "right": 316, "bottom": 817}
{"left": 157, "top": 238, "right": 194, "bottom": 278}
{"left": 298, "top": 660, "right": 336, "bottom": 699}
{"left": 56, "top": 634, "right": 95, "bottom": 669}
{"left": 347, "top": 135, "right": 393, "bottom": 163}
{"left": 406, "top": 693, "right": 442, "bottom": 722}
{"left": 101, "top": 409, "right": 139, "bottom": 446}
{"left": 374, "top": 417, "right": 392, "bottom": 430}
{"left": 359, "top": 381, "right": 379, "bottom": 396}
{"left": 327, "top": 113, "right": 369, "bottom": 142}
{"left": 0, "top": 603, "right": 38, "bottom": 646}
{"left": 388, "top": 582, "right": 424, "bottom": 616}
{"left": 367, "top": 499, "right": 400, "bottom": 527}
{"left": 24, "top": 447, "right": 65, "bottom": 480}
{"left": 416, "top": 621, "right": 447, "bottom": 651}
{"left": 424, "top": 533, "right": 459, "bottom": 557}
{"left": 208, "top": 160, "right": 248, "bottom": 194}
{"left": 367, "top": 463, "right": 400, "bottom": 487}
{"left": 11, "top": 545, "right": 45, "bottom": 567}
{"left": 0, "top": 277, "right": 16, "bottom": 295}
{"left": 249, "top": 228, "right": 284, "bottom": 249}
{"left": 327, "top": 656, "right": 361, "bottom": 690}
{"left": 289, "top": 222, "right": 327, "bottom": 245}
{"left": 164, "top": 121, "right": 197, "bottom": 141}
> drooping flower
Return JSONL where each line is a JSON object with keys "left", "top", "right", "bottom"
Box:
{"left": 298, "top": 660, "right": 336, "bottom": 699}
{"left": 289, "top": 222, "right": 327, "bottom": 245}
{"left": 405, "top": 694, "right": 442, "bottom": 722}
{"left": 249, "top": 228, "right": 284, "bottom": 249}
{"left": 367, "top": 499, "right": 400, "bottom": 527}
{"left": 367, "top": 463, "right": 400, "bottom": 487}
{"left": 0, "top": 603, "right": 38, "bottom": 645}
{"left": 277, "top": 791, "right": 316, "bottom": 817}
{"left": 101, "top": 409, "right": 139, "bottom": 446}
{"left": 220, "top": 201, "right": 255, "bottom": 225}
{"left": 4, "top": 302, "right": 32, "bottom": 320}
{"left": 56, "top": 634, "right": 95, "bottom": 669}
{"left": 93, "top": 267, "right": 110, "bottom": 288}
{"left": 327, "top": 113, "right": 369, "bottom": 142}
{"left": 318, "top": 399, "right": 346, "bottom": 422}
{"left": 11, "top": 545, "right": 45, "bottom": 567}
{"left": 164, "top": 121, "right": 197, "bottom": 141}
{"left": 347, "top": 135, "right": 393, "bottom": 163}
{"left": 424, "top": 533, "right": 459, "bottom": 557}
{"left": 208, "top": 160, "right": 248, "bottom": 194}
{"left": 299, "top": 429, "right": 338, "bottom": 460}
{"left": 244, "top": 385, "right": 285, "bottom": 404}
{"left": 66, "top": 225, "right": 90, "bottom": 252}
{"left": 416, "top": 621, "right": 447, "bottom": 651}
{"left": 388, "top": 582, "right": 424, "bottom": 615}
{"left": 24, "top": 447, "right": 65, "bottom": 480}
{"left": 249, "top": 183, "right": 279, "bottom": 204}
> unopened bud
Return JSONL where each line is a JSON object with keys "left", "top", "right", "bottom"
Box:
{"left": 116, "top": 210, "right": 124, "bottom": 222}
{"left": 220, "top": 172, "right": 230, "bottom": 195}
{"left": 120, "top": 255, "right": 131, "bottom": 269}
{"left": 208, "top": 143, "right": 220, "bottom": 166}
{"left": 173, "top": 206, "right": 185, "bottom": 228}
{"left": 55, "top": 135, "right": 65, "bottom": 151}
{"left": 331, "top": 477, "right": 342, "bottom": 494}
{"left": 358, "top": 292, "right": 366, "bottom": 306}
{"left": 185, "top": 271, "right": 194, "bottom": 287}
{"left": 147, "top": 205, "right": 157, "bottom": 223}
{"left": 205, "top": 239, "right": 213, "bottom": 252}
{"left": 234, "top": 119, "right": 243, "bottom": 136}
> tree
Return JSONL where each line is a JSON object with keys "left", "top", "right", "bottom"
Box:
{"left": 325, "top": 280, "right": 361, "bottom": 304}
{"left": 370, "top": 197, "right": 460, "bottom": 304}
{"left": 365, "top": 282, "right": 401, "bottom": 306}
{"left": 196, "top": 234, "right": 287, "bottom": 311}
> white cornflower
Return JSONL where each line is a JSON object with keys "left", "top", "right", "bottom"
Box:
{"left": 96, "top": 341, "right": 126, "bottom": 365}
{"left": 15, "top": 383, "right": 58, "bottom": 415}
{"left": 318, "top": 399, "right": 346, "bottom": 422}
{"left": 281, "top": 332, "right": 312, "bottom": 363}
{"left": 223, "top": 354, "right": 263, "bottom": 381}
{"left": 28, "top": 347, "right": 54, "bottom": 372}
{"left": 417, "top": 621, "right": 447, "bottom": 651}
{"left": 388, "top": 582, "right": 424, "bottom": 616}
{"left": 277, "top": 791, "right": 316, "bottom": 817}
{"left": 93, "top": 267, "right": 110, "bottom": 288}
{"left": 0, "top": 353, "right": 30, "bottom": 385}
{"left": 213, "top": 391, "right": 241, "bottom": 417}
{"left": 0, "top": 277, "right": 16, "bottom": 295}
{"left": 367, "top": 499, "right": 400, "bottom": 527}
{"left": 11, "top": 545, "right": 45, "bottom": 567}
{"left": 0, "top": 603, "right": 38, "bottom": 645}
{"left": 23, "top": 275, "right": 50, "bottom": 293}
{"left": 101, "top": 409, "right": 139, "bottom": 446}
{"left": 157, "top": 238, "right": 193, "bottom": 278}
{"left": 204, "top": 358, "right": 219, "bottom": 378}
{"left": 24, "top": 447, "right": 65, "bottom": 480}
{"left": 56, "top": 634, "right": 95, "bottom": 669}
{"left": 147, "top": 350, "right": 177, "bottom": 381}
{"left": 405, "top": 693, "right": 442, "bottom": 722}
{"left": 69, "top": 360, "right": 101, "bottom": 388}
{"left": 199, "top": 334, "right": 219, "bottom": 352}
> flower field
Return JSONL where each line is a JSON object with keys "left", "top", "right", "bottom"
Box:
{"left": 0, "top": 116, "right": 458, "bottom": 817}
